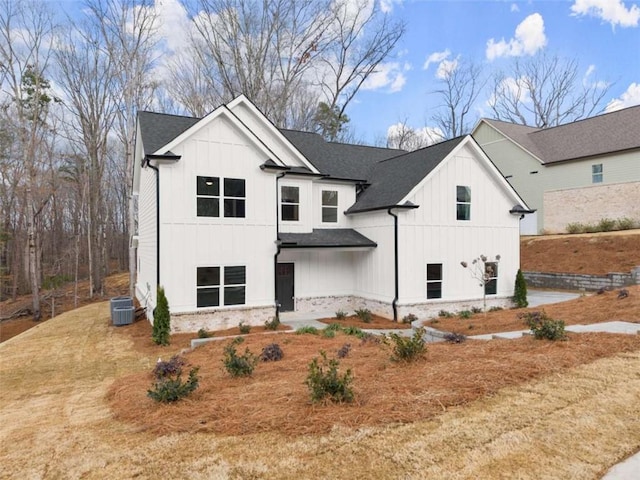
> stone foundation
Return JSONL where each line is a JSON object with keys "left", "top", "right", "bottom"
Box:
{"left": 170, "top": 305, "right": 275, "bottom": 333}
{"left": 524, "top": 267, "right": 640, "bottom": 291}
{"left": 397, "top": 297, "right": 514, "bottom": 321}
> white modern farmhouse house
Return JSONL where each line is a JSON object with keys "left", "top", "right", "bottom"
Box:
{"left": 133, "top": 95, "right": 532, "bottom": 332}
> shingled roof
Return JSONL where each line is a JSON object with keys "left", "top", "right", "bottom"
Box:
{"left": 138, "top": 111, "right": 199, "bottom": 155}
{"left": 481, "top": 105, "right": 640, "bottom": 164}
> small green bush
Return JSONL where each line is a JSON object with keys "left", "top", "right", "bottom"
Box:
{"left": 402, "top": 313, "right": 418, "bottom": 324}
{"left": 598, "top": 218, "right": 616, "bottom": 232}
{"left": 325, "top": 323, "right": 343, "bottom": 333}
{"left": 566, "top": 222, "right": 585, "bottom": 234}
{"left": 152, "top": 286, "right": 171, "bottom": 346}
{"left": 459, "top": 310, "right": 472, "bottom": 319}
{"left": 260, "top": 343, "right": 283, "bottom": 362}
{"left": 342, "top": 325, "right": 366, "bottom": 339}
{"left": 617, "top": 217, "right": 636, "bottom": 230}
{"left": 335, "top": 310, "right": 347, "bottom": 320}
{"left": 153, "top": 355, "right": 185, "bottom": 379}
{"left": 489, "top": 306, "right": 504, "bottom": 312}
{"left": 222, "top": 337, "right": 258, "bottom": 377}
{"left": 147, "top": 367, "right": 199, "bottom": 403}
{"left": 296, "top": 326, "right": 319, "bottom": 335}
{"left": 524, "top": 311, "right": 566, "bottom": 341}
{"left": 584, "top": 223, "right": 599, "bottom": 233}
{"left": 305, "top": 351, "right": 354, "bottom": 403}
{"left": 385, "top": 327, "right": 427, "bottom": 362}
{"left": 321, "top": 328, "right": 336, "bottom": 338}
{"left": 197, "top": 328, "right": 211, "bottom": 339}
{"left": 264, "top": 316, "right": 280, "bottom": 331}
{"left": 238, "top": 321, "right": 251, "bottom": 334}
{"left": 438, "top": 310, "right": 454, "bottom": 318}
{"left": 354, "top": 308, "right": 372, "bottom": 323}
{"left": 513, "top": 268, "right": 528, "bottom": 308}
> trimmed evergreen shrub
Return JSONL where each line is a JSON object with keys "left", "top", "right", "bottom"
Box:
{"left": 148, "top": 367, "right": 200, "bottom": 403}
{"left": 223, "top": 337, "right": 258, "bottom": 377}
{"left": 197, "top": 328, "right": 211, "bottom": 339}
{"left": 513, "top": 268, "right": 528, "bottom": 308}
{"left": 524, "top": 311, "right": 566, "bottom": 340}
{"left": 385, "top": 327, "right": 427, "bottom": 362}
{"left": 354, "top": 308, "right": 372, "bottom": 323}
{"left": 305, "top": 351, "right": 354, "bottom": 403}
{"left": 238, "top": 321, "right": 251, "bottom": 334}
{"left": 152, "top": 286, "right": 170, "bottom": 346}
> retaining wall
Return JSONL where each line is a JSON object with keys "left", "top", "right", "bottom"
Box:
{"left": 524, "top": 267, "right": 640, "bottom": 291}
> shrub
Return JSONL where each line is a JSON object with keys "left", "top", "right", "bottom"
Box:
{"left": 152, "top": 286, "right": 170, "bottom": 346}
{"left": 325, "top": 323, "right": 343, "bottom": 333}
{"left": 584, "top": 223, "right": 599, "bottom": 233}
{"left": 459, "top": 310, "right": 472, "bottom": 319}
{"left": 524, "top": 311, "right": 566, "bottom": 341}
{"left": 402, "top": 313, "right": 418, "bottom": 324}
{"left": 335, "top": 310, "right": 347, "bottom": 320}
{"left": 336, "top": 343, "right": 351, "bottom": 358}
{"left": 238, "top": 321, "right": 251, "bottom": 334}
{"left": 385, "top": 327, "right": 427, "bottom": 362}
{"left": 197, "top": 328, "right": 211, "bottom": 339}
{"left": 513, "top": 268, "right": 528, "bottom": 308}
{"left": 471, "top": 306, "right": 482, "bottom": 314}
{"left": 264, "top": 316, "right": 280, "bottom": 331}
{"left": 147, "top": 367, "right": 199, "bottom": 403}
{"left": 566, "top": 222, "right": 585, "bottom": 234}
{"left": 222, "top": 337, "right": 258, "bottom": 377}
{"left": 598, "top": 218, "right": 616, "bottom": 232}
{"left": 443, "top": 332, "right": 466, "bottom": 344}
{"left": 296, "top": 326, "right": 319, "bottom": 335}
{"left": 305, "top": 351, "right": 354, "bottom": 403}
{"left": 342, "top": 326, "right": 366, "bottom": 339}
{"left": 260, "top": 343, "right": 284, "bottom": 362}
{"left": 617, "top": 217, "right": 636, "bottom": 230}
{"left": 354, "top": 308, "right": 372, "bottom": 323}
{"left": 321, "top": 328, "right": 336, "bottom": 338}
{"left": 153, "top": 355, "right": 185, "bottom": 379}
{"left": 359, "top": 332, "right": 381, "bottom": 345}
{"left": 438, "top": 310, "right": 454, "bottom": 318}
{"left": 489, "top": 306, "right": 504, "bottom": 312}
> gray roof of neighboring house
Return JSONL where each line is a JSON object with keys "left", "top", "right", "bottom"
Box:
{"left": 279, "top": 229, "right": 376, "bottom": 248}
{"left": 347, "top": 136, "right": 466, "bottom": 213}
{"left": 481, "top": 105, "right": 640, "bottom": 164}
{"left": 138, "top": 111, "right": 199, "bottom": 155}
{"left": 279, "top": 129, "right": 405, "bottom": 180}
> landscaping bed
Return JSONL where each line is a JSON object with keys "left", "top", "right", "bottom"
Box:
{"left": 317, "top": 312, "right": 412, "bottom": 329}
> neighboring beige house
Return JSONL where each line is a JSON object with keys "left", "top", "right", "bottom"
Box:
{"left": 472, "top": 105, "right": 640, "bottom": 234}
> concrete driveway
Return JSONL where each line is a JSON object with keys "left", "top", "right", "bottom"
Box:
{"left": 527, "top": 289, "right": 582, "bottom": 307}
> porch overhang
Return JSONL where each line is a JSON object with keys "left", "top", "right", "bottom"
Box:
{"left": 277, "top": 229, "right": 377, "bottom": 250}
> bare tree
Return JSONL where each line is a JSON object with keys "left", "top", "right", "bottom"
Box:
{"left": 386, "top": 119, "right": 442, "bottom": 151}
{"left": 431, "top": 58, "right": 485, "bottom": 138}
{"left": 0, "top": 0, "right": 57, "bottom": 319}
{"left": 489, "top": 52, "right": 611, "bottom": 128}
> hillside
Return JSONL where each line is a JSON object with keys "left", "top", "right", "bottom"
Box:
{"left": 521, "top": 230, "right": 640, "bottom": 275}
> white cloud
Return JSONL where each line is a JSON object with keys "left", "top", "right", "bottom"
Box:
{"left": 436, "top": 57, "right": 458, "bottom": 79}
{"left": 362, "top": 62, "right": 410, "bottom": 92}
{"left": 606, "top": 83, "right": 640, "bottom": 111}
{"left": 486, "top": 13, "right": 547, "bottom": 61}
{"left": 423, "top": 49, "right": 450, "bottom": 70}
{"left": 155, "top": 0, "right": 192, "bottom": 53}
{"left": 486, "top": 75, "right": 531, "bottom": 108}
{"left": 571, "top": 0, "right": 640, "bottom": 28}
{"left": 380, "top": 0, "right": 403, "bottom": 14}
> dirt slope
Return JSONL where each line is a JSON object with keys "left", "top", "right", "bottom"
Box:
{"left": 521, "top": 230, "right": 640, "bottom": 275}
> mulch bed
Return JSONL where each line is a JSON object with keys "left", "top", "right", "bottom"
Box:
{"left": 107, "top": 328, "right": 640, "bottom": 437}
{"left": 317, "top": 313, "right": 412, "bottom": 329}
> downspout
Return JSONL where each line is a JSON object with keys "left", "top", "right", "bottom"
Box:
{"left": 387, "top": 208, "right": 399, "bottom": 322}
{"left": 146, "top": 159, "right": 161, "bottom": 288}
{"left": 273, "top": 172, "right": 286, "bottom": 321}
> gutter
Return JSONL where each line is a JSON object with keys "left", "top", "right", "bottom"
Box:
{"left": 273, "top": 172, "right": 286, "bottom": 320}
{"left": 387, "top": 208, "right": 399, "bottom": 322}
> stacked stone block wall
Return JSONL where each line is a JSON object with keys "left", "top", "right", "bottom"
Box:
{"left": 524, "top": 267, "right": 640, "bottom": 291}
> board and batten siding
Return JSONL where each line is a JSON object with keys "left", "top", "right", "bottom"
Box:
{"left": 399, "top": 142, "right": 521, "bottom": 308}
{"left": 135, "top": 161, "right": 158, "bottom": 313}
{"left": 154, "top": 114, "right": 277, "bottom": 323}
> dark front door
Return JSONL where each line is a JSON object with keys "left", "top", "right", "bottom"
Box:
{"left": 276, "top": 263, "right": 295, "bottom": 312}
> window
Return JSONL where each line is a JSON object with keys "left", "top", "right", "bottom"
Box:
{"left": 592, "top": 164, "right": 603, "bottom": 183}
{"left": 281, "top": 186, "right": 299, "bottom": 221}
{"left": 197, "top": 176, "right": 219, "bottom": 217}
{"left": 321, "top": 190, "right": 338, "bottom": 223}
{"left": 426, "top": 263, "right": 442, "bottom": 299}
{"left": 456, "top": 186, "right": 471, "bottom": 220}
{"left": 197, "top": 266, "right": 246, "bottom": 307}
{"left": 484, "top": 262, "right": 498, "bottom": 295}
{"left": 197, "top": 176, "right": 245, "bottom": 218}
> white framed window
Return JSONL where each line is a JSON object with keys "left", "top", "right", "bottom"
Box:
{"left": 426, "top": 263, "right": 442, "bottom": 299}
{"left": 456, "top": 186, "right": 471, "bottom": 220}
{"left": 197, "top": 176, "right": 245, "bottom": 218}
{"left": 197, "top": 266, "right": 246, "bottom": 307}
{"left": 281, "top": 186, "right": 299, "bottom": 221}
{"left": 484, "top": 262, "right": 498, "bottom": 295}
{"left": 592, "top": 164, "right": 603, "bottom": 183}
{"left": 321, "top": 190, "right": 338, "bottom": 223}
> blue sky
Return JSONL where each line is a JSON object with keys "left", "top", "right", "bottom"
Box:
{"left": 349, "top": 0, "right": 640, "bottom": 143}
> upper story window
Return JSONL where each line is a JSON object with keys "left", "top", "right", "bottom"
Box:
{"left": 281, "top": 186, "right": 299, "bottom": 221}
{"left": 426, "top": 263, "right": 442, "bottom": 299}
{"left": 197, "top": 176, "right": 245, "bottom": 218}
{"left": 592, "top": 164, "right": 603, "bottom": 183}
{"left": 321, "top": 190, "right": 338, "bottom": 223}
{"left": 197, "top": 265, "right": 246, "bottom": 307}
{"left": 484, "top": 262, "right": 498, "bottom": 295}
{"left": 456, "top": 186, "right": 471, "bottom": 221}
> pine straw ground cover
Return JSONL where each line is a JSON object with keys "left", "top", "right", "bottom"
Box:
{"left": 423, "top": 285, "right": 640, "bottom": 336}
{"left": 317, "top": 313, "right": 413, "bottom": 329}
{"left": 109, "top": 323, "right": 640, "bottom": 437}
